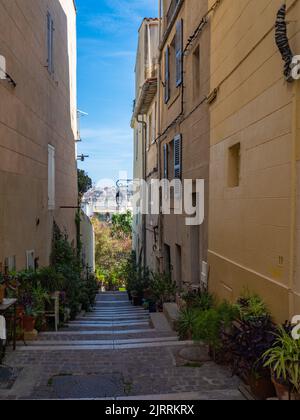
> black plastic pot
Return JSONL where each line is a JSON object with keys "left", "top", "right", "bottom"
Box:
{"left": 149, "top": 302, "right": 157, "bottom": 313}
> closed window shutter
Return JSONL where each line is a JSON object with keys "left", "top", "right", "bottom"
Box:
{"left": 163, "top": 143, "right": 168, "bottom": 179}
{"left": 174, "top": 134, "right": 182, "bottom": 198}
{"left": 48, "top": 145, "right": 55, "bottom": 210}
{"left": 174, "top": 134, "right": 182, "bottom": 179}
{"left": 164, "top": 47, "right": 170, "bottom": 103}
{"left": 47, "top": 12, "right": 54, "bottom": 74}
{"left": 176, "top": 19, "right": 183, "bottom": 87}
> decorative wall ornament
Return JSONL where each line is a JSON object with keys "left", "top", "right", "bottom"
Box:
{"left": 275, "top": 4, "right": 294, "bottom": 82}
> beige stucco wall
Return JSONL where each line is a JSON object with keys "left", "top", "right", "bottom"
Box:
{"left": 133, "top": 19, "right": 159, "bottom": 265}
{"left": 159, "top": 0, "right": 210, "bottom": 288}
{"left": 0, "top": 0, "right": 78, "bottom": 270}
{"left": 208, "top": 0, "right": 300, "bottom": 322}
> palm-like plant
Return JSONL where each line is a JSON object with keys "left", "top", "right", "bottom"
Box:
{"left": 263, "top": 326, "right": 300, "bottom": 393}
{"left": 177, "top": 308, "right": 198, "bottom": 340}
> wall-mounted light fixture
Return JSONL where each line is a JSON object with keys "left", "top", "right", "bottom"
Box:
{"left": 77, "top": 154, "right": 89, "bottom": 162}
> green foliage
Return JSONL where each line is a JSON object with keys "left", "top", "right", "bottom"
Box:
{"left": 111, "top": 211, "right": 133, "bottom": 239}
{"left": 182, "top": 290, "right": 215, "bottom": 311}
{"left": 0, "top": 272, "right": 5, "bottom": 284}
{"left": 93, "top": 218, "right": 132, "bottom": 291}
{"left": 149, "top": 271, "right": 177, "bottom": 307}
{"left": 193, "top": 308, "right": 223, "bottom": 349}
{"left": 50, "top": 222, "right": 82, "bottom": 318}
{"left": 263, "top": 326, "right": 300, "bottom": 393}
{"left": 78, "top": 169, "right": 92, "bottom": 200}
{"left": 36, "top": 267, "right": 65, "bottom": 293}
{"left": 177, "top": 298, "right": 238, "bottom": 351}
{"left": 237, "top": 293, "right": 270, "bottom": 322}
{"left": 177, "top": 308, "right": 199, "bottom": 340}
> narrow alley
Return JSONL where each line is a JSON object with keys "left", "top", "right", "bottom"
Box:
{"left": 0, "top": 292, "right": 242, "bottom": 400}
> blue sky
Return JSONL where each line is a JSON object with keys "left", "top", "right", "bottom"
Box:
{"left": 76, "top": 0, "right": 158, "bottom": 186}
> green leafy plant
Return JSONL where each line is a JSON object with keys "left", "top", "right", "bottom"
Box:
{"left": 149, "top": 271, "right": 177, "bottom": 308}
{"left": 193, "top": 302, "right": 239, "bottom": 355}
{"left": 263, "top": 326, "right": 300, "bottom": 393}
{"left": 237, "top": 293, "right": 270, "bottom": 322}
{"left": 36, "top": 267, "right": 65, "bottom": 293}
{"left": 111, "top": 211, "right": 133, "bottom": 240}
{"left": 0, "top": 272, "right": 5, "bottom": 285}
{"left": 177, "top": 308, "right": 198, "bottom": 340}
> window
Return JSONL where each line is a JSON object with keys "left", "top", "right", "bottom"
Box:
{"left": 164, "top": 244, "right": 172, "bottom": 275}
{"left": 26, "top": 250, "right": 35, "bottom": 270}
{"left": 135, "top": 128, "right": 139, "bottom": 161}
{"left": 175, "top": 244, "right": 182, "bottom": 290}
{"left": 4, "top": 256, "right": 16, "bottom": 273}
{"left": 176, "top": 19, "right": 183, "bottom": 87}
{"left": 228, "top": 143, "right": 241, "bottom": 187}
{"left": 148, "top": 112, "right": 152, "bottom": 149}
{"left": 164, "top": 47, "right": 170, "bottom": 103}
{"left": 163, "top": 143, "right": 168, "bottom": 179}
{"left": 48, "top": 144, "right": 55, "bottom": 210}
{"left": 47, "top": 12, "right": 54, "bottom": 74}
{"left": 174, "top": 134, "right": 182, "bottom": 180}
{"left": 166, "top": 0, "right": 181, "bottom": 27}
{"left": 152, "top": 102, "right": 157, "bottom": 144}
{"left": 193, "top": 45, "right": 200, "bottom": 98}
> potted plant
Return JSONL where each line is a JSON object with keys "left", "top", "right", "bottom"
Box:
{"left": 149, "top": 272, "right": 177, "bottom": 311}
{"left": 263, "top": 326, "right": 300, "bottom": 400}
{"left": 0, "top": 274, "right": 6, "bottom": 304}
{"left": 23, "top": 306, "right": 37, "bottom": 332}
{"left": 131, "top": 290, "right": 142, "bottom": 306}
{"left": 224, "top": 295, "right": 277, "bottom": 400}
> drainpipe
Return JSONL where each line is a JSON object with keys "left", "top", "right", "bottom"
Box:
{"left": 137, "top": 116, "right": 147, "bottom": 268}
{"left": 289, "top": 81, "right": 299, "bottom": 319}
{"left": 157, "top": 0, "right": 163, "bottom": 272}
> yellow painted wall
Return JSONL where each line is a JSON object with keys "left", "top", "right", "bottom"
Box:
{"left": 208, "top": 0, "right": 300, "bottom": 322}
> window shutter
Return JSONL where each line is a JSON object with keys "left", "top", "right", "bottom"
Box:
{"left": 174, "top": 134, "right": 182, "bottom": 199}
{"left": 176, "top": 19, "right": 183, "bottom": 87}
{"left": 47, "top": 12, "right": 54, "bottom": 74}
{"left": 174, "top": 134, "right": 182, "bottom": 180}
{"left": 164, "top": 47, "right": 170, "bottom": 103}
{"left": 163, "top": 143, "right": 168, "bottom": 179}
{"left": 48, "top": 145, "right": 55, "bottom": 210}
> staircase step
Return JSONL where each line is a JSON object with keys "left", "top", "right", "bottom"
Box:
{"left": 16, "top": 340, "right": 192, "bottom": 352}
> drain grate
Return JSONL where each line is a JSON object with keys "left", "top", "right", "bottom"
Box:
{"left": 50, "top": 373, "right": 127, "bottom": 399}
{"left": 0, "top": 367, "right": 21, "bottom": 390}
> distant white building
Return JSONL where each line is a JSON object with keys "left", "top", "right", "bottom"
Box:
{"left": 82, "top": 184, "right": 133, "bottom": 220}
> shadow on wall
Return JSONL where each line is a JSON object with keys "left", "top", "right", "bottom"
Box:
{"left": 0, "top": 0, "right": 77, "bottom": 270}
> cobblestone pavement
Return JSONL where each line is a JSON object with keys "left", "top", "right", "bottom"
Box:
{"left": 0, "top": 293, "right": 243, "bottom": 400}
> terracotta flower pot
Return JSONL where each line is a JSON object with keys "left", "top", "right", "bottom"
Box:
{"left": 23, "top": 315, "right": 36, "bottom": 332}
{"left": 272, "top": 378, "right": 300, "bottom": 401}
{"left": 249, "top": 374, "right": 276, "bottom": 400}
{"left": 0, "top": 285, "right": 6, "bottom": 304}
{"left": 16, "top": 305, "right": 25, "bottom": 318}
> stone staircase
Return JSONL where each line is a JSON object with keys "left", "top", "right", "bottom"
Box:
{"left": 17, "top": 292, "right": 185, "bottom": 351}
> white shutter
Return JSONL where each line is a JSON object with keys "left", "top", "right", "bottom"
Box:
{"left": 176, "top": 19, "right": 183, "bottom": 87}
{"left": 26, "top": 250, "right": 35, "bottom": 270}
{"left": 48, "top": 145, "right": 55, "bottom": 210}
